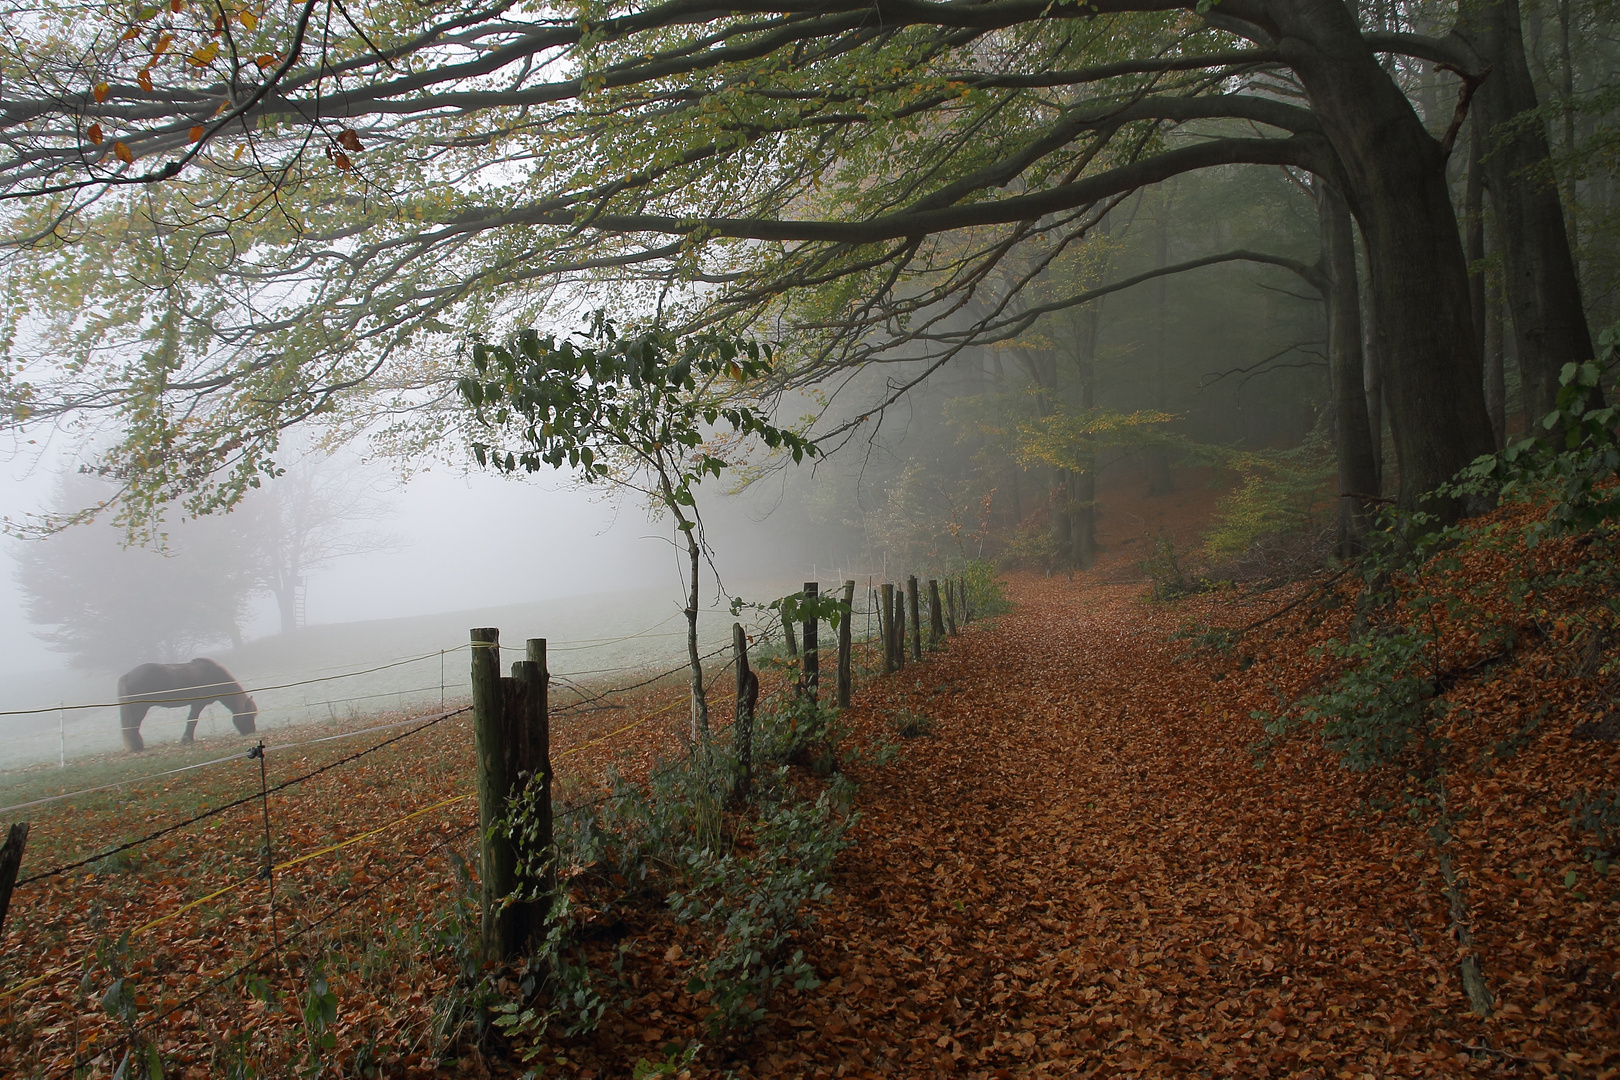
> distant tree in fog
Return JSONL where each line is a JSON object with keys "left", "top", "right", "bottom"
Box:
{"left": 13, "top": 475, "right": 255, "bottom": 670}
{"left": 239, "top": 454, "right": 403, "bottom": 635}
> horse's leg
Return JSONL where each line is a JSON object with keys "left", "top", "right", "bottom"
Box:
{"left": 182, "top": 702, "right": 204, "bottom": 745}
{"left": 121, "top": 703, "right": 148, "bottom": 752}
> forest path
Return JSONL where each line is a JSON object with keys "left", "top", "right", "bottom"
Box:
{"left": 753, "top": 573, "right": 1470, "bottom": 1079}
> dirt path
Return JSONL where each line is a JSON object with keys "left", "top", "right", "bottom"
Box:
{"left": 722, "top": 575, "right": 1526, "bottom": 1079}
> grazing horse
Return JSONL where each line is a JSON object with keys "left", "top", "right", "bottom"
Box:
{"left": 116, "top": 658, "right": 258, "bottom": 752}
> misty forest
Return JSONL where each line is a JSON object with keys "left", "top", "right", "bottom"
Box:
{"left": 1, "top": 0, "right": 1619, "bottom": 1075}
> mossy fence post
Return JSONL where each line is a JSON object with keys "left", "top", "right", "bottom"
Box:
{"left": 893, "top": 586, "right": 907, "bottom": 671}
{"left": 928, "top": 579, "right": 945, "bottom": 647}
{"left": 906, "top": 575, "right": 922, "bottom": 663}
{"left": 0, "top": 821, "right": 29, "bottom": 938}
{"left": 880, "top": 583, "right": 897, "bottom": 673}
{"left": 944, "top": 578, "right": 959, "bottom": 636}
{"left": 733, "top": 623, "right": 757, "bottom": 805}
{"left": 513, "top": 637, "right": 553, "bottom": 948}
{"left": 837, "top": 580, "right": 855, "bottom": 708}
{"left": 803, "top": 581, "right": 819, "bottom": 703}
{"left": 472, "top": 628, "right": 553, "bottom": 961}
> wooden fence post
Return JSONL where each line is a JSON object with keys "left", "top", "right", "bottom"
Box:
{"left": 837, "top": 580, "right": 855, "bottom": 708}
{"left": 906, "top": 575, "right": 922, "bottom": 663}
{"left": 944, "top": 577, "right": 959, "bottom": 637}
{"left": 0, "top": 821, "right": 29, "bottom": 939}
{"left": 471, "top": 627, "right": 521, "bottom": 961}
{"left": 781, "top": 606, "right": 799, "bottom": 659}
{"left": 893, "top": 586, "right": 907, "bottom": 671}
{"left": 928, "top": 579, "right": 946, "bottom": 647}
{"left": 515, "top": 638, "right": 553, "bottom": 948}
{"left": 879, "top": 584, "right": 896, "bottom": 673}
{"left": 802, "top": 581, "right": 819, "bottom": 703}
{"left": 733, "top": 623, "right": 757, "bottom": 805}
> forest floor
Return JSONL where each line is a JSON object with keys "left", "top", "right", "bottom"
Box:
{"left": 4, "top": 480, "right": 1617, "bottom": 1078}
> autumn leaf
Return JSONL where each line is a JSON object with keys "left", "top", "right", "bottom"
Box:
{"left": 189, "top": 125, "right": 205, "bottom": 143}
{"left": 113, "top": 141, "right": 135, "bottom": 164}
{"left": 336, "top": 128, "right": 363, "bottom": 153}
{"left": 332, "top": 152, "right": 353, "bottom": 171}
{"left": 137, "top": 68, "right": 154, "bottom": 92}
{"left": 170, "top": 0, "right": 185, "bottom": 11}
{"left": 188, "top": 42, "right": 219, "bottom": 67}
{"left": 86, "top": 123, "right": 104, "bottom": 145}
{"left": 238, "top": 9, "right": 258, "bottom": 30}
{"left": 254, "top": 53, "right": 278, "bottom": 70}
{"left": 92, "top": 82, "right": 110, "bottom": 103}
{"left": 153, "top": 32, "right": 173, "bottom": 57}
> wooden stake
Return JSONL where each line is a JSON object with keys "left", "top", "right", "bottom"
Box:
{"left": 928, "top": 579, "right": 946, "bottom": 647}
{"left": 515, "top": 639, "right": 553, "bottom": 950}
{"left": 0, "top": 822, "right": 28, "bottom": 939}
{"left": 880, "top": 584, "right": 896, "bottom": 673}
{"left": 893, "top": 586, "right": 907, "bottom": 671}
{"left": 803, "top": 581, "right": 819, "bottom": 703}
{"left": 471, "top": 627, "right": 519, "bottom": 961}
{"left": 837, "top": 580, "right": 855, "bottom": 708}
{"left": 944, "top": 577, "right": 959, "bottom": 636}
{"left": 907, "top": 575, "right": 922, "bottom": 663}
{"left": 733, "top": 623, "right": 757, "bottom": 805}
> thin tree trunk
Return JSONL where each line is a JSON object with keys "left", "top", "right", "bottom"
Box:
{"left": 1145, "top": 210, "right": 1174, "bottom": 497}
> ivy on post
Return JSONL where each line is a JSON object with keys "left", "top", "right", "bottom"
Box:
{"left": 802, "top": 581, "right": 819, "bottom": 703}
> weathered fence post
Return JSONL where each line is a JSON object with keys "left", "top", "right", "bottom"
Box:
{"left": 944, "top": 577, "right": 959, "bottom": 636}
{"left": 802, "top": 581, "right": 819, "bottom": 703}
{"left": 928, "top": 579, "right": 946, "bottom": 647}
{"left": 514, "top": 637, "right": 553, "bottom": 948}
{"left": 781, "top": 606, "right": 799, "bottom": 659}
{"left": 471, "top": 627, "right": 520, "bottom": 961}
{"left": 732, "top": 623, "right": 758, "bottom": 805}
{"left": 907, "top": 575, "right": 922, "bottom": 663}
{"left": 893, "top": 586, "right": 907, "bottom": 671}
{"left": 0, "top": 821, "right": 29, "bottom": 938}
{"left": 879, "top": 584, "right": 896, "bottom": 673}
{"left": 837, "top": 580, "right": 855, "bottom": 708}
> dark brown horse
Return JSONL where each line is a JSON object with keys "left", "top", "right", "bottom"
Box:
{"left": 116, "top": 658, "right": 258, "bottom": 751}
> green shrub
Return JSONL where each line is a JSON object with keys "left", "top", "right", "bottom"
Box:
{"left": 494, "top": 694, "right": 857, "bottom": 1051}
{"left": 891, "top": 709, "right": 934, "bottom": 738}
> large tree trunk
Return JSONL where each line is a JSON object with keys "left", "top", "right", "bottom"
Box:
{"left": 1320, "top": 182, "right": 1380, "bottom": 552}
{"left": 1457, "top": 0, "right": 1597, "bottom": 424}
{"left": 1273, "top": 0, "right": 1498, "bottom": 515}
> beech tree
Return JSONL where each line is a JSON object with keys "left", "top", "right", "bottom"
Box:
{"left": 0, "top": 0, "right": 1596, "bottom": 519}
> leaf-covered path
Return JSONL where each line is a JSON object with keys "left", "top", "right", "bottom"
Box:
{"left": 702, "top": 573, "right": 1614, "bottom": 1079}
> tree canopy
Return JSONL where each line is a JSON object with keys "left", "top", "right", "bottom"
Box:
{"left": 0, "top": 0, "right": 1603, "bottom": 521}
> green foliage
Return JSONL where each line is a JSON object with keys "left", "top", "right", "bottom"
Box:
{"left": 731, "top": 588, "right": 851, "bottom": 634}
{"left": 1138, "top": 538, "right": 1210, "bottom": 601}
{"left": 1445, "top": 334, "right": 1620, "bottom": 543}
{"left": 667, "top": 782, "right": 854, "bottom": 1033}
{"left": 460, "top": 316, "right": 814, "bottom": 519}
{"left": 1014, "top": 406, "right": 1176, "bottom": 473}
{"left": 1168, "top": 622, "right": 1239, "bottom": 657}
{"left": 1202, "top": 428, "right": 1334, "bottom": 564}
{"left": 890, "top": 709, "right": 934, "bottom": 738}
{"left": 960, "top": 559, "right": 1011, "bottom": 617}
{"left": 1279, "top": 631, "right": 1443, "bottom": 772}
{"left": 496, "top": 694, "right": 856, "bottom": 1047}
{"left": 632, "top": 1043, "right": 702, "bottom": 1078}
{"left": 1565, "top": 788, "right": 1620, "bottom": 863}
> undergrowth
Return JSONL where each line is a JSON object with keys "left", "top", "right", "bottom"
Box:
{"left": 489, "top": 690, "right": 861, "bottom": 1061}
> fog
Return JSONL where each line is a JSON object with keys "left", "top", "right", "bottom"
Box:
{"left": 0, "top": 452, "right": 874, "bottom": 769}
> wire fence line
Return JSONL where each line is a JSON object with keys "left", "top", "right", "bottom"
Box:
{"left": 0, "top": 583, "right": 930, "bottom": 1074}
